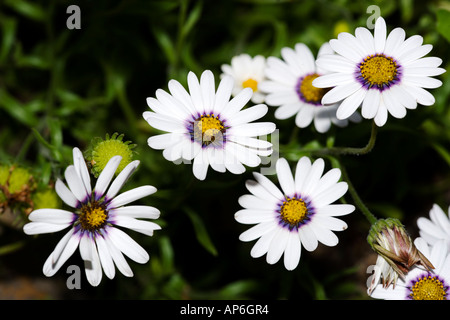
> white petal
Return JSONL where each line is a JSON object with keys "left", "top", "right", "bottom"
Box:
{"left": 110, "top": 205, "right": 160, "bottom": 220}
{"left": 105, "top": 160, "right": 140, "bottom": 200}
{"left": 283, "top": 231, "right": 301, "bottom": 270}
{"left": 214, "top": 75, "right": 234, "bottom": 115}
{"left": 23, "top": 221, "right": 71, "bottom": 235}
{"left": 361, "top": 89, "right": 381, "bottom": 119}
{"left": 95, "top": 234, "right": 116, "bottom": 280}
{"left": 107, "top": 227, "right": 149, "bottom": 264}
{"left": 250, "top": 230, "right": 276, "bottom": 258}
{"left": 374, "top": 17, "right": 386, "bottom": 53}
{"left": 143, "top": 111, "right": 187, "bottom": 134}
{"left": 312, "top": 224, "right": 339, "bottom": 247}
{"left": 298, "top": 224, "right": 318, "bottom": 252}
{"left": 94, "top": 155, "right": 122, "bottom": 200}
{"left": 107, "top": 185, "right": 157, "bottom": 209}
{"left": 73, "top": 147, "right": 92, "bottom": 196}
{"left": 403, "top": 75, "right": 442, "bottom": 89}
{"left": 200, "top": 70, "right": 215, "bottom": 113}
{"left": 312, "top": 168, "right": 341, "bottom": 196}
{"left": 374, "top": 99, "right": 388, "bottom": 126}
{"left": 266, "top": 228, "right": 289, "bottom": 264}
{"left": 383, "top": 27, "right": 406, "bottom": 57}
{"left": 315, "top": 54, "right": 356, "bottom": 73}
{"left": 227, "top": 104, "right": 268, "bottom": 127}
{"left": 301, "top": 158, "right": 325, "bottom": 198}
{"left": 335, "top": 87, "right": 366, "bottom": 120}
{"left": 312, "top": 73, "right": 354, "bottom": 88}
{"left": 235, "top": 209, "right": 276, "bottom": 225}
{"left": 82, "top": 237, "right": 102, "bottom": 287}
{"left": 294, "top": 156, "right": 312, "bottom": 193}
{"left": 313, "top": 182, "right": 348, "bottom": 207}
{"left": 313, "top": 215, "right": 348, "bottom": 231}
{"left": 294, "top": 105, "right": 314, "bottom": 128}
{"left": 382, "top": 88, "right": 407, "bottom": 119}
{"left": 239, "top": 221, "right": 276, "bottom": 242}
{"left": 168, "top": 79, "right": 197, "bottom": 114}
{"left": 276, "top": 158, "right": 295, "bottom": 196}
{"left": 322, "top": 81, "right": 362, "bottom": 105}
{"left": 253, "top": 172, "right": 284, "bottom": 200}
{"left": 155, "top": 88, "right": 190, "bottom": 120}
{"left": 27, "top": 208, "right": 74, "bottom": 224}
{"left": 43, "top": 229, "right": 80, "bottom": 277}
{"left": 104, "top": 236, "right": 134, "bottom": 277}
{"left": 192, "top": 151, "right": 209, "bottom": 180}
{"left": 316, "top": 204, "right": 355, "bottom": 217}
{"left": 221, "top": 89, "right": 254, "bottom": 120}
{"left": 65, "top": 165, "right": 89, "bottom": 203}
{"left": 355, "top": 27, "right": 375, "bottom": 55}
{"left": 329, "top": 39, "right": 361, "bottom": 63}
{"left": 401, "top": 85, "right": 435, "bottom": 106}
{"left": 187, "top": 71, "right": 204, "bottom": 112}
{"left": 147, "top": 133, "right": 184, "bottom": 150}
{"left": 113, "top": 216, "right": 161, "bottom": 236}
{"left": 55, "top": 179, "right": 79, "bottom": 208}
{"left": 274, "top": 103, "right": 301, "bottom": 119}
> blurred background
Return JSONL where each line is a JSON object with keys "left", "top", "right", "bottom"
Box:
{"left": 0, "top": 0, "right": 449, "bottom": 299}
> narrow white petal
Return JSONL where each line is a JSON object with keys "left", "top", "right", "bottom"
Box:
{"left": 382, "top": 89, "right": 407, "bottom": 119}
{"left": 313, "top": 215, "right": 348, "bottom": 231}
{"left": 104, "top": 236, "right": 134, "bottom": 277}
{"left": 227, "top": 104, "right": 268, "bottom": 127}
{"left": 383, "top": 27, "right": 406, "bottom": 57}
{"left": 229, "top": 122, "right": 276, "bottom": 137}
{"left": 113, "top": 216, "right": 161, "bottom": 236}
{"left": 298, "top": 224, "right": 318, "bottom": 252}
{"left": 214, "top": 75, "right": 234, "bottom": 115}
{"left": 361, "top": 89, "right": 381, "bottom": 119}
{"left": 253, "top": 172, "right": 285, "bottom": 200}
{"left": 250, "top": 230, "right": 276, "bottom": 258}
{"left": 294, "top": 156, "right": 311, "bottom": 193}
{"left": 322, "top": 81, "right": 362, "bottom": 106}
{"left": 107, "top": 227, "right": 149, "bottom": 264}
{"left": 94, "top": 156, "right": 122, "bottom": 200}
{"left": 108, "top": 185, "right": 157, "bottom": 209}
{"left": 168, "top": 79, "right": 197, "bottom": 114}
{"left": 27, "top": 208, "right": 74, "bottom": 224}
{"left": 374, "top": 99, "right": 388, "bottom": 126}
{"left": 143, "top": 111, "right": 187, "bottom": 134}
{"left": 155, "top": 88, "right": 190, "bottom": 120}
{"left": 200, "top": 70, "right": 215, "bottom": 113}
{"left": 335, "top": 88, "right": 366, "bottom": 120}
{"left": 283, "top": 232, "right": 301, "bottom": 270}
{"left": 110, "top": 205, "right": 160, "bottom": 220}
{"left": 43, "top": 229, "right": 80, "bottom": 277}
{"left": 147, "top": 133, "right": 184, "bottom": 150}
{"left": 294, "top": 105, "right": 314, "bottom": 128}
{"left": 316, "top": 204, "right": 355, "bottom": 217}
{"left": 235, "top": 209, "right": 276, "bottom": 225}
{"left": 401, "top": 85, "right": 435, "bottom": 106}
{"left": 329, "top": 39, "right": 361, "bottom": 63}
{"left": 266, "top": 228, "right": 289, "bottom": 264}
{"left": 276, "top": 158, "right": 295, "bottom": 196}
{"left": 95, "top": 235, "right": 116, "bottom": 280}
{"left": 430, "top": 204, "right": 450, "bottom": 233}
{"left": 55, "top": 179, "right": 79, "bottom": 208}
{"left": 239, "top": 221, "right": 276, "bottom": 242}
{"left": 220, "top": 88, "right": 253, "bottom": 119}
{"left": 65, "top": 165, "right": 88, "bottom": 203}
{"left": 312, "top": 168, "right": 341, "bottom": 196}
{"left": 374, "top": 17, "right": 386, "bottom": 53}
{"left": 312, "top": 73, "right": 354, "bottom": 88}
{"left": 187, "top": 71, "right": 203, "bottom": 112}
{"left": 238, "top": 194, "right": 277, "bottom": 211}
{"left": 312, "top": 224, "right": 339, "bottom": 247}
{"left": 301, "top": 158, "right": 325, "bottom": 198}
{"left": 83, "top": 238, "right": 102, "bottom": 287}
{"left": 315, "top": 54, "right": 356, "bottom": 73}
{"left": 105, "top": 160, "right": 140, "bottom": 200}
{"left": 192, "top": 151, "right": 209, "bottom": 180}
{"left": 313, "top": 182, "right": 348, "bottom": 207}
{"left": 355, "top": 27, "right": 375, "bottom": 55}
{"left": 23, "top": 222, "right": 71, "bottom": 235}
{"left": 73, "top": 147, "right": 92, "bottom": 196}
{"left": 274, "top": 103, "right": 301, "bottom": 119}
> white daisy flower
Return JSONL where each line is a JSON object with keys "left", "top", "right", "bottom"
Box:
{"left": 235, "top": 157, "right": 355, "bottom": 270}
{"left": 313, "top": 17, "right": 446, "bottom": 127}
{"left": 220, "top": 53, "right": 267, "bottom": 104}
{"left": 370, "top": 238, "right": 450, "bottom": 300}
{"left": 259, "top": 43, "right": 361, "bottom": 133}
{"left": 143, "top": 70, "right": 276, "bottom": 181}
{"left": 23, "top": 147, "right": 161, "bottom": 287}
{"left": 417, "top": 204, "right": 450, "bottom": 250}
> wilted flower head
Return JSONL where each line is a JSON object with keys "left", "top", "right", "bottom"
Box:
{"left": 367, "top": 218, "right": 434, "bottom": 283}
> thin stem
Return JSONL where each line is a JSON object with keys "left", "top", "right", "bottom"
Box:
{"left": 339, "top": 159, "right": 377, "bottom": 225}
{"left": 283, "top": 121, "right": 378, "bottom": 157}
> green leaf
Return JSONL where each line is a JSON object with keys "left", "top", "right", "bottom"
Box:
{"left": 185, "top": 207, "right": 218, "bottom": 256}
{"left": 4, "top": 0, "right": 46, "bottom": 22}
{"left": 437, "top": 8, "right": 450, "bottom": 42}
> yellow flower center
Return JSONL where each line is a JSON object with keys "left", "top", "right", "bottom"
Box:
{"left": 242, "top": 78, "right": 258, "bottom": 92}
{"left": 192, "top": 114, "right": 226, "bottom": 146}
{"left": 297, "top": 73, "right": 328, "bottom": 105}
{"left": 409, "top": 275, "right": 447, "bottom": 300}
{"left": 280, "top": 197, "right": 309, "bottom": 227}
{"left": 359, "top": 54, "right": 399, "bottom": 89}
{"left": 79, "top": 201, "right": 108, "bottom": 231}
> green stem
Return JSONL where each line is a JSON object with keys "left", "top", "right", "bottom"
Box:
{"left": 339, "top": 159, "right": 377, "bottom": 225}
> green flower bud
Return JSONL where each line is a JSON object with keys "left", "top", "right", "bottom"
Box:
{"left": 86, "top": 133, "right": 136, "bottom": 177}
